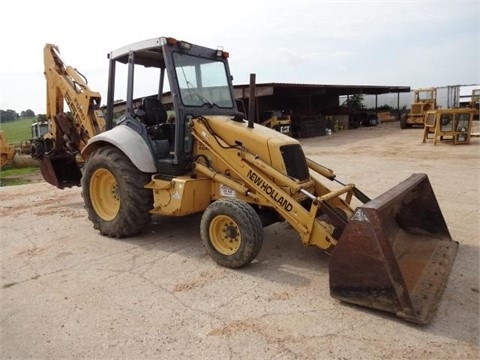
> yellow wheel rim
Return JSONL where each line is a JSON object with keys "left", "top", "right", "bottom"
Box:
{"left": 89, "top": 168, "right": 120, "bottom": 221}
{"left": 209, "top": 215, "right": 241, "bottom": 256}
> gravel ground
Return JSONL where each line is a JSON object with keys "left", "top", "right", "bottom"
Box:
{"left": 1, "top": 121, "right": 479, "bottom": 359}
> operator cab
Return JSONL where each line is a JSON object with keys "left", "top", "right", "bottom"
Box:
{"left": 105, "top": 36, "right": 240, "bottom": 175}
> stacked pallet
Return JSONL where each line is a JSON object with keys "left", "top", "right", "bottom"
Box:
{"left": 292, "top": 115, "right": 327, "bottom": 138}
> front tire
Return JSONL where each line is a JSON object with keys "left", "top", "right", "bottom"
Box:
{"left": 200, "top": 198, "right": 264, "bottom": 268}
{"left": 81, "top": 145, "right": 152, "bottom": 238}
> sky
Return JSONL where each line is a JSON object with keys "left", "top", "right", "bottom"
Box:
{"left": 0, "top": 0, "right": 478, "bottom": 115}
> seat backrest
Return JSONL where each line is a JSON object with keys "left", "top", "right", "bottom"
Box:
{"left": 142, "top": 97, "right": 167, "bottom": 127}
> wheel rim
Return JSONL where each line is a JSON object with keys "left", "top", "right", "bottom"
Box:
{"left": 89, "top": 168, "right": 120, "bottom": 221}
{"left": 209, "top": 215, "right": 241, "bottom": 256}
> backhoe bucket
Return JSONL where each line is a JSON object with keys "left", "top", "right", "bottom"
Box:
{"left": 39, "top": 154, "right": 82, "bottom": 189}
{"left": 329, "top": 173, "right": 458, "bottom": 324}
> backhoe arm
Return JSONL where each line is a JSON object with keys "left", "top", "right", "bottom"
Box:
{"left": 44, "top": 44, "right": 106, "bottom": 155}
{"left": 35, "top": 44, "right": 107, "bottom": 189}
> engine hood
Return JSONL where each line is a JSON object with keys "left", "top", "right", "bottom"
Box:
{"left": 194, "top": 115, "right": 305, "bottom": 178}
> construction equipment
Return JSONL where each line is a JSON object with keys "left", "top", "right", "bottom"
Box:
{"left": 234, "top": 97, "right": 292, "bottom": 136}
{"left": 0, "top": 130, "right": 16, "bottom": 168}
{"left": 260, "top": 110, "right": 292, "bottom": 135}
{"left": 31, "top": 120, "right": 49, "bottom": 139}
{"left": 19, "top": 121, "right": 49, "bottom": 154}
{"left": 40, "top": 37, "right": 457, "bottom": 324}
{"left": 401, "top": 88, "right": 438, "bottom": 129}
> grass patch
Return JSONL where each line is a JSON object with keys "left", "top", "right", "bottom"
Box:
{"left": 0, "top": 117, "right": 36, "bottom": 144}
{"left": 0, "top": 166, "right": 38, "bottom": 176}
{"left": 0, "top": 166, "right": 39, "bottom": 186}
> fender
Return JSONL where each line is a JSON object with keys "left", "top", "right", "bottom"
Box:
{"left": 81, "top": 124, "right": 157, "bottom": 173}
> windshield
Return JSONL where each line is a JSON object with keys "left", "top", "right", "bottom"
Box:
{"left": 173, "top": 52, "right": 234, "bottom": 108}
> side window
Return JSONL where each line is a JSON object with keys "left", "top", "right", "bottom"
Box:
{"left": 425, "top": 113, "right": 435, "bottom": 127}
{"left": 440, "top": 114, "right": 453, "bottom": 132}
{"left": 456, "top": 113, "right": 470, "bottom": 131}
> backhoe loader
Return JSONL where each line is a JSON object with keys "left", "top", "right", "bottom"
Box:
{"left": 260, "top": 110, "right": 292, "bottom": 136}
{"left": 37, "top": 37, "right": 457, "bottom": 324}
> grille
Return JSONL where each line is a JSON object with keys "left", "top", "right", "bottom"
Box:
{"left": 411, "top": 104, "right": 423, "bottom": 115}
{"left": 280, "top": 144, "right": 309, "bottom": 181}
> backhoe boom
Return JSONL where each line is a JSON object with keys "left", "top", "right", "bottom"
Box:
{"left": 37, "top": 44, "right": 106, "bottom": 188}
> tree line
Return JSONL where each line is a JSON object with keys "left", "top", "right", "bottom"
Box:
{"left": 0, "top": 109, "right": 47, "bottom": 122}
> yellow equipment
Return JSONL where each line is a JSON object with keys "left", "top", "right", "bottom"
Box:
{"left": 401, "top": 88, "right": 438, "bottom": 129}
{"left": 260, "top": 110, "right": 292, "bottom": 136}
{"left": 0, "top": 130, "right": 16, "bottom": 168}
{"left": 32, "top": 44, "right": 106, "bottom": 188}
{"left": 235, "top": 96, "right": 292, "bottom": 136}
{"left": 422, "top": 108, "right": 475, "bottom": 145}
{"left": 39, "top": 37, "right": 458, "bottom": 324}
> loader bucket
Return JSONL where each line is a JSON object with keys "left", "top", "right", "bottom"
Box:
{"left": 39, "top": 154, "right": 82, "bottom": 189}
{"left": 329, "top": 173, "right": 458, "bottom": 324}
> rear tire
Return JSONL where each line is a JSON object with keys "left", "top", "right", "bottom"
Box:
{"left": 81, "top": 145, "right": 152, "bottom": 238}
{"left": 200, "top": 198, "right": 263, "bottom": 268}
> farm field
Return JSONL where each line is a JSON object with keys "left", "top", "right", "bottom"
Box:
{"left": 0, "top": 117, "right": 36, "bottom": 145}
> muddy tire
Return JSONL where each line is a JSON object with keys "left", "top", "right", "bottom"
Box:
{"left": 200, "top": 198, "right": 263, "bottom": 268}
{"left": 81, "top": 145, "right": 152, "bottom": 238}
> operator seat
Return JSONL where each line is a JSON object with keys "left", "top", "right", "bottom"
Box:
{"left": 141, "top": 97, "right": 174, "bottom": 147}
{"left": 141, "top": 97, "right": 167, "bottom": 127}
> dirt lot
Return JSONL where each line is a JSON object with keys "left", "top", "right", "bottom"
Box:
{"left": 1, "top": 121, "right": 479, "bottom": 359}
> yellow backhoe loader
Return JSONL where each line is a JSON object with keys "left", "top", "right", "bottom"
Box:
{"left": 260, "top": 110, "right": 292, "bottom": 136}
{"left": 36, "top": 37, "right": 457, "bottom": 324}
{"left": 0, "top": 130, "right": 16, "bottom": 168}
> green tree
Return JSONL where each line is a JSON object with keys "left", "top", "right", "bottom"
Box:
{"left": 343, "top": 94, "right": 365, "bottom": 110}
{"left": 20, "top": 109, "right": 35, "bottom": 118}
{"left": 37, "top": 114, "right": 47, "bottom": 122}
{"left": 0, "top": 109, "right": 19, "bottom": 122}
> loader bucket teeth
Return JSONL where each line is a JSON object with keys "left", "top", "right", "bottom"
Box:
{"left": 329, "top": 173, "right": 458, "bottom": 324}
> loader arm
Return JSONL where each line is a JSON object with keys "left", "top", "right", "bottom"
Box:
{"left": 190, "top": 116, "right": 363, "bottom": 254}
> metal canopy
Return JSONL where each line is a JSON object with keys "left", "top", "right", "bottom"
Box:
{"left": 108, "top": 37, "right": 168, "bottom": 67}
{"left": 233, "top": 82, "right": 410, "bottom": 98}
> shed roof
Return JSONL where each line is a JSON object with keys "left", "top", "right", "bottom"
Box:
{"left": 233, "top": 82, "right": 410, "bottom": 98}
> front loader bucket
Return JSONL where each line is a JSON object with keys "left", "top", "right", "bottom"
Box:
{"left": 329, "top": 173, "right": 458, "bottom": 324}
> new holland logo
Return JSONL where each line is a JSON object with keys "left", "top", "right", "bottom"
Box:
{"left": 247, "top": 170, "right": 293, "bottom": 212}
